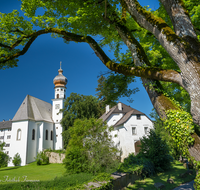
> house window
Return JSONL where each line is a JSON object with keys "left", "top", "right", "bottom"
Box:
{"left": 51, "top": 131, "right": 53, "bottom": 141}
{"left": 32, "top": 129, "right": 35, "bottom": 140}
{"left": 8, "top": 128, "right": 11, "bottom": 131}
{"left": 17, "top": 129, "right": 21, "bottom": 140}
{"left": 144, "top": 127, "right": 148, "bottom": 134}
{"left": 1, "top": 129, "right": 3, "bottom": 132}
{"left": 5, "top": 143, "right": 10, "bottom": 147}
{"left": 7, "top": 135, "right": 11, "bottom": 139}
{"left": 132, "top": 127, "right": 136, "bottom": 135}
{"left": 6, "top": 151, "right": 9, "bottom": 154}
{"left": 46, "top": 130, "right": 48, "bottom": 140}
{"left": 136, "top": 114, "right": 141, "bottom": 120}
{"left": 0, "top": 136, "right": 4, "bottom": 139}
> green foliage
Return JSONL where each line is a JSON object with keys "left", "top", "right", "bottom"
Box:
{"left": 0, "top": 173, "right": 94, "bottom": 190}
{"left": 63, "top": 118, "right": 120, "bottom": 174}
{"left": 118, "top": 154, "right": 155, "bottom": 178}
{"left": 129, "top": 160, "right": 196, "bottom": 190}
{"left": 44, "top": 148, "right": 66, "bottom": 154}
{"left": 150, "top": 110, "right": 180, "bottom": 159}
{"left": 139, "top": 130, "right": 173, "bottom": 172}
{"left": 0, "top": 141, "right": 10, "bottom": 168}
{"left": 35, "top": 151, "right": 49, "bottom": 165}
{"left": 164, "top": 110, "right": 195, "bottom": 157}
{"left": 95, "top": 74, "right": 139, "bottom": 108}
{"left": 12, "top": 153, "right": 21, "bottom": 166}
{"left": 61, "top": 93, "right": 103, "bottom": 148}
{"left": 61, "top": 93, "right": 103, "bottom": 130}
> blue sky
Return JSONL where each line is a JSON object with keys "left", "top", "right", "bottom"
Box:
{"left": 0, "top": 0, "right": 159, "bottom": 121}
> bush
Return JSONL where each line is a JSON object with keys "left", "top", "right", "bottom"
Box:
{"left": 117, "top": 154, "right": 155, "bottom": 178}
{"left": 12, "top": 153, "right": 21, "bottom": 166}
{"left": 0, "top": 151, "right": 10, "bottom": 168}
{"left": 139, "top": 130, "right": 173, "bottom": 172}
{"left": 35, "top": 151, "right": 49, "bottom": 165}
{"left": 0, "top": 142, "right": 10, "bottom": 168}
{"left": 63, "top": 118, "right": 120, "bottom": 174}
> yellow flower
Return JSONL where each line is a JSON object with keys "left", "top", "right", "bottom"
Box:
{"left": 177, "top": 119, "right": 180, "bottom": 123}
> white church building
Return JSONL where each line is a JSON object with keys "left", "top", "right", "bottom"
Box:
{"left": 0, "top": 66, "right": 154, "bottom": 165}
{"left": 100, "top": 102, "right": 154, "bottom": 161}
{"left": 0, "top": 66, "right": 67, "bottom": 166}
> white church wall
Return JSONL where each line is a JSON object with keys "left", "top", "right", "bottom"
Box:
{"left": 43, "top": 122, "right": 53, "bottom": 150}
{"left": 8, "top": 121, "right": 29, "bottom": 166}
{"left": 54, "top": 123, "right": 63, "bottom": 150}
{"left": 26, "top": 121, "right": 37, "bottom": 164}
{"left": 37, "top": 122, "right": 43, "bottom": 153}
{"left": 52, "top": 98, "right": 64, "bottom": 150}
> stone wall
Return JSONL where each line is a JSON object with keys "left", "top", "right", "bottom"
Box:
{"left": 85, "top": 172, "right": 140, "bottom": 189}
{"left": 46, "top": 152, "right": 65, "bottom": 163}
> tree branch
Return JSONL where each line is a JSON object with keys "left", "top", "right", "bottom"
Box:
{"left": 0, "top": 28, "right": 183, "bottom": 86}
{"left": 160, "top": 0, "right": 197, "bottom": 39}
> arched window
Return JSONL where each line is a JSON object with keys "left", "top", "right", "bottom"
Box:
{"left": 46, "top": 130, "right": 48, "bottom": 140}
{"left": 57, "top": 94, "right": 59, "bottom": 99}
{"left": 51, "top": 131, "right": 53, "bottom": 141}
{"left": 32, "top": 129, "right": 35, "bottom": 140}
{"left": 17, "top": 129, "right": 21, "bottom": 140}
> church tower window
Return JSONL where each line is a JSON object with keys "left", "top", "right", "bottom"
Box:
{"left": 17, "top": 129, "right": 21, "bottom": 140}
{"left": 46, "top": 130, "right": 48, "bottom": 140}
{"left": 32, "top": 129, "right": 35, "bottom": 140}
{"left": 57, "top": 94, "right": 59, "bottom": 99}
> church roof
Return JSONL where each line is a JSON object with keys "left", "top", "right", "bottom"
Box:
{"left": 12, "top": 95, "right": 53, "bottom": 122}
{"left": 0, "top": 120, "right": 12, "bottom": 129}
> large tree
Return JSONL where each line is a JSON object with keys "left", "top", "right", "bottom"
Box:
{"left": 61, "top": 92, "right": 103, "bottom": 148}
{"left": 0, "top": 0, "right": 200, "bottom": 161}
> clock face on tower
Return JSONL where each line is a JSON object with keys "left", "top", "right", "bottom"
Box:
{"left": 55, "top": 104, "right": 60, "bottom": 109}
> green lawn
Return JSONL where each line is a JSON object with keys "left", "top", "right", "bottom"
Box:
{"left": 0, "top": 162, "right": 95, "bottom": 190}
{"left": 126, "top": 161, "right": 196, "bottom": 190}
{"left": 0, "top": 162, "right": 65, "bottom": 182}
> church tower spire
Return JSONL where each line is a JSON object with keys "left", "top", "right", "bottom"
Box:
{"left": 52, "top": 62, "right": 67, "bottom": 150}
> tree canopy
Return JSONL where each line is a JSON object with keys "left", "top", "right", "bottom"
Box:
{"left": 61, "top": 92, "right": 103, "bottom": 147}
{"left": 1, "top": 0, "right": 200, "bottom": 171}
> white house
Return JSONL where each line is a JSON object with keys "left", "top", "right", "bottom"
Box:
{"left": 99, "top": 102, "right": 154, "bottom": 161}
{"left": 0, "top": 66, "right": 67, "bottom": 166}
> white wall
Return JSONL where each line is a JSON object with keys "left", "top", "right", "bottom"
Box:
{"left": 108, "top": 114, "right": 154, "bottom": 161}
{"left": 8, "top": 121, "right": 29, "bottom": 166}
{"left": 43, "top": 122, "right": 54, "bottom": 150}
{"left": 0, "top": 128, "right": 12, "bottom": 155}
{"left": 26, "top": 121, "right": 37, "bottom": 164}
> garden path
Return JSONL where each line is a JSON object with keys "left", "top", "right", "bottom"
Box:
{"left": 173, "top": 180, "right": 194, "bottom": 190}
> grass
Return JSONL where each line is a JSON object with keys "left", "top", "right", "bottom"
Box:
{"left": 0, "top": 162, "right": 66, "bottom": 182}
{"left": 126, "top": 160, "right": 196, "bottom": 190}
{"left": 0, "top": 162, "right": 95, "bottom": 189}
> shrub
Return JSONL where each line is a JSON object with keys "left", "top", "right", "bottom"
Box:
{"left": 63, "top": 118, "right": 120, "bottom": 174}
{"left": 0, "top": 142, "right": 10, "bottom": 168}
{"left": 117, "top": 153, "right": 155, "bottom": 178}
{"left": 12, "top": 153, "right": 21, "bottom": 166}
{"left": 35, "top": 151, "right": 49, "bottom": 165}
{"left": 139, "top": 130, "right": 173, "bottom": 172}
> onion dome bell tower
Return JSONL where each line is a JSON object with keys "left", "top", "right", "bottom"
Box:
{"left": 53, "top": 65, "right": 67, "bottom": 99}
{"left": 52, "top": 62, "right": 67, "bottom": 150}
